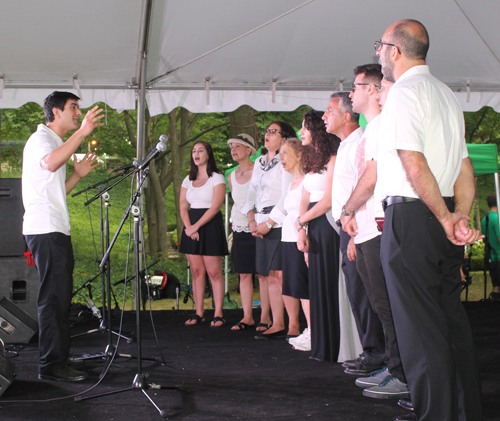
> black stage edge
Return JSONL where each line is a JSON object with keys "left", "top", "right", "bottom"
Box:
{"left": 0, "top": 302, "right": 498, "bottom": 420}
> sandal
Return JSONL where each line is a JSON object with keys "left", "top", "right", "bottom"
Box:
{"left": 231, "top": 322, "right": 254, "bottom": 331}
{"left": 210, "top": 316, "right": 226, "bottom": 327}
{"left": 185, "top": 314, "right": 205, "bottom": 326}
{"left": 255, "top": 322, "right": 271, "bottom": 332}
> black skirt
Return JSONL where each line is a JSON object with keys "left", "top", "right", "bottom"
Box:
{"left": 308, "top": 203, "right": 340, "bottom": 363}
{"left": 255, "top": 227, "right": 282, "bottom": 276}
{"left": 179, "top": 209, "right": 228, "bottom": 256}
{"left": 282, "top": 241, "right": 309, "bottom": 299}
{"left": 232, "top": 231, "right": 256, "bottom": 274}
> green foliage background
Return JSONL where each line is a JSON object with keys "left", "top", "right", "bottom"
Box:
{"left": 1, "top": 103, "right": 500, "bottom": 301}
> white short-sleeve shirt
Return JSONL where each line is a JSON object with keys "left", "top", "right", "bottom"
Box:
{"left": 182, "top": 172, "right": 226, "bottom": 208}
{"left": 331, "top": 127, "right": 364, "bottom": 220}
{"left": 352, "top": 115, "right": 382, "bottom": 244}
{"left": 22, "top": 124, "right": 70, "bottom": 236}
{"left": 375, "top": 65, "right": 468, "bottom": 203}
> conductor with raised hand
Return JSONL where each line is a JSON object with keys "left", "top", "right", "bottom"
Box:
{"left": 22, "top": 91, "right": 104, "bottom": 382}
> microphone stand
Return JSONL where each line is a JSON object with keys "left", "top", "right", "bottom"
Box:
{"left": 76, "top": 166, "right": 175, "bottom": 418}
{"left": 71, "top": 188, "right": 135, "bottom": 363}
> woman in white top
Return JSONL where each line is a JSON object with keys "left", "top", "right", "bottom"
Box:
{"left": 227, "top": 134, "right": 257, "bottom": 331}
{"left": 241, "top": 121, "right": 295, "bottom": 339}
{"left": 296, "top": 110, "right": 341, "bottom": 361}
{"left": 179, "top": 141, "right": 228, "bottom": 327}
{"left": 279, "top": 138, "right": 308, "bottom": 343}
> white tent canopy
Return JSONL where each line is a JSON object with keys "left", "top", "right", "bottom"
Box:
{"left": 1, "top": 0, "right": 500, "bottom": 114}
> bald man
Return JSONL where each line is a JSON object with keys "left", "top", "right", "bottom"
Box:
{"left": 374, "top": 20, "right": 483, "bottom": 421}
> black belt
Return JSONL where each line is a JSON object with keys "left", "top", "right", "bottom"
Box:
{"left": 382, "top": 196, "right": 453, "bottom": 211}
{"left": 253, "top": 205, "right": 274, "bottom": 214}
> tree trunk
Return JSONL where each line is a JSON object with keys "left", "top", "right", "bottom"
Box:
{"left": 170, "top": 110, "right": 185, "bottom": 241}
{"left": 229, "top": 105, "right": 257, "bottom": 142}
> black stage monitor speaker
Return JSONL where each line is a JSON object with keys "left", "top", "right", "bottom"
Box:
{"left": 0, "top": 256, "right": 40, "bottom": 321}
{"left": 0, "top": 178, "right": 26, "bottom": 257}
{"left": 0, "top": 353, "right": 15, "bottom": 397}
{"left": 0, "top": 297, "right": 38, "bottom": 344}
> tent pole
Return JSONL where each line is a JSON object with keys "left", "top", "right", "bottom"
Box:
{"left": 224, "top": 192, "right": 229, "bottom": 296}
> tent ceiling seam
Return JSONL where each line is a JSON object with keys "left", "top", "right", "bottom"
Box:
{"left": 147, "top": 0, "right": 314, "bottom": 86}
{"left": 454, "top": 0, "right": 500, "bottom": 66}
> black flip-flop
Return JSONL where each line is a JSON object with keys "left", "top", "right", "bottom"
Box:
{"left": 185, "top": 314, "right": 205, "bottom": 326}
{"left": 255, "top": 322, "right": 271, "bottom": 332}
{"left": 211, "top": 316, "right": 226, "bottom": 327}
{"left": 231, "top": 322, "right": 254, "bottom": 331}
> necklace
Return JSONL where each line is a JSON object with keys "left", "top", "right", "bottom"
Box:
{"left": 236, "top": 164, "right": 253, "bottom": 176}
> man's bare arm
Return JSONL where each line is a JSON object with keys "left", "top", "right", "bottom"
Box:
{"left": 398, "top": 150, "right": 471, "bottom": 245}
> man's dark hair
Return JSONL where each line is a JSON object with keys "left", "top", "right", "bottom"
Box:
{"left": 392, "top": 19, "right": 429, "bottom": 60}
{"left": 43, "top": 91, "right": 80, "bottom": 124}
{"left": 353, "top": 63, "right": 383, "bottom": 86}
{"left": 487, "top": 193, "right": 497, "bottom": 209}
{"left": 330, "top": 91, "right": 360, "bottom": 124}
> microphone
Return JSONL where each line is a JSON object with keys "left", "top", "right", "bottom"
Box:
{"left": 111, "top": 162, "right": 138, "bottom": 173}
{"left": 137, "top": 134, "right": 168, "bottom": 171}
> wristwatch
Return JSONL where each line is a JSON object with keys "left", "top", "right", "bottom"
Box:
{"left": 341, "top": 205, "right": 353, "bottom": 217}
{"left": 265, "top": 221, "right": 274, "bottom": 229}
{"left": 297, "top": 216, "right": 308, "bottom": 230}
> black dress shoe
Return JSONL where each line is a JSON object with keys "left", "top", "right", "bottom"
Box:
{"left": 342, "top": 357, "right": 360, "bottom": 368}
{"left": 255, "top": 329, "right": 286, "bottom": 340}
{"left": 394, "top": 413, "right": 417, "bottom": 421}
{"left": 39, "top": 365, "right": 88, "bottom": 382}
{"left": 398, "top": 399, "right": 414, "bottom": 411}
{"left": 343, "top": 358, "right": 386, "bottom": 376}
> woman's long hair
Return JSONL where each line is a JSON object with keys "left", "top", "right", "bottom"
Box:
{"left": 188, "top": 141, "right": 221, "bottom": 180}
{"left": 301, "top": 110, "right": 340, "bottom": 174}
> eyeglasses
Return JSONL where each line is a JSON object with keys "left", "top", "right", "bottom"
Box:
{"left": 351, "top": 83, "right": 380, "bottom": 92}
{"left": 374, "top": 40, "right": 400, "bottom": 53}
{"left": 265, "top": 128, "right": 283, "bottom": 135}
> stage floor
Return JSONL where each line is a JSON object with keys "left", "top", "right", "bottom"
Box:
{"left": 0, "top": 302, "right": 498, "bottom": 420}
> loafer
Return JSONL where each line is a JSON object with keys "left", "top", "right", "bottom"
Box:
{"left": 355, "top": 367, "right": 389, "bottom": 388}
{"left": 343, "top": 358, "right": 386, "bottom": 376}
{"left": 395, "top": 413, "right": 417, "bottom": 421}
{"left": 255, "top": 329, "right": 286, "bottom": 340}
{"left": 398, "top": 399, "right": 414, "bottom": 411}
{"left": 342, "top": 356, "right": 361, "bottom": 368}
{"left": 39, "top": 365, "right": 88, "bottom": 382}
{"left": 362, "top": 376, "right": 410, "bottom": 400}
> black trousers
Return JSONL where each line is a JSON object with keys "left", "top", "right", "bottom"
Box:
{"left": 339, "top": 229, "right": 386, "bottom": 365}
{"left": 356, "top": 236, "right": 405, "bottom": 383}
{"left": 381, "top": 201, "right": 482, "bottom": 421}
{"left": 25, "top": 233, "right": 74, "bottom": 372}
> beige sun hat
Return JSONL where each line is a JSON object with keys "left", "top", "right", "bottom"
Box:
{"left": 227, "top": 133, "right": 257, "bottom": 156}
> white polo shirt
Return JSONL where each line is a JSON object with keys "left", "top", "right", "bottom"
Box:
{"left": 353, "top": 115, "right": 382, "bottom": 244}
{"left": 375, "top": 65, "right": 468, "bottom": 203}
{"left": 331, "top": 127, "right": 364, "bottom": 220}
{"left": 22, "top": 124, "right": 70, "bottom": 236}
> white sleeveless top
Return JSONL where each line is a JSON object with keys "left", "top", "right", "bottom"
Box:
{"left": 230, "top": 171, "right": 251, "bottom": 233}
{"left": 304, "top": 171, "right": 326, "bottom": 203}
{"left": 282, "top": 180, "right": 304, "bottom": 242}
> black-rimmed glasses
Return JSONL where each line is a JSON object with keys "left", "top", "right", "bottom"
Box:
{"left": 374, "top": 40, "right": 400, "bottom": 53}
{"left": 265, "top": 128, "right": 283, "bottom": 135}
{"left": 351, "top": 83, "right": 380, "bottom": 92}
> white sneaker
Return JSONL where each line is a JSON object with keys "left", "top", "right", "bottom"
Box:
{"left": 289, "top": 327, "right": 310, "bottom": 345}
{"left": 293, "top": 330, "right": 311, "bottom": 351}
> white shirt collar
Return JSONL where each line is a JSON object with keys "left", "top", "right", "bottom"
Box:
{"left": 396, "top": 65, "right": 430, "bottom": 84}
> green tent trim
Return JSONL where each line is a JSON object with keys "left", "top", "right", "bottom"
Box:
{"left": 467, "top": 143, "right": 499, "bottom": 176}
